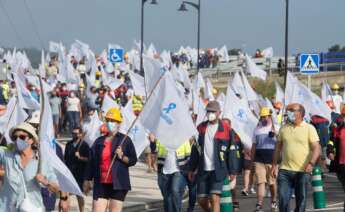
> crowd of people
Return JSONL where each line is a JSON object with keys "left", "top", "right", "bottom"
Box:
{"left": 0, "top": 43, "right": 344, "bottom": 212}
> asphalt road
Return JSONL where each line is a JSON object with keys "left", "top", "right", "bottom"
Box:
{"left": 143, "top": 172, "right": 344, "bottom": 212}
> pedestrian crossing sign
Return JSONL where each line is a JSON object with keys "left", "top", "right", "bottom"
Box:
{"left": 299, "top": 54, "right": 320, "bottom": 74}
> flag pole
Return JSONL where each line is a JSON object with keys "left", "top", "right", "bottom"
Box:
{"left": 37, "top": 74, "right": 45, "bottom": 174}
{"left": 105, "top": 71, "right": 167, "bottom": 180}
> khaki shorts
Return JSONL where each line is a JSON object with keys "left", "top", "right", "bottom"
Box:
{"left": 254, "top": 162, "right": 277, "bottom": 185}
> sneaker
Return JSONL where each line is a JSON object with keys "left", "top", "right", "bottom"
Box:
{"left": 254, "top": 204, "right": 264, "bottom": 212}
{"left": 291, "top": 194, "right": 295, "bottom": 199}
{"left": 250, "top": 187, "right": 256, "bottom": 194}
{"left": 271, "top": 201, "right": 278, "bottom": 211}
{"left": 241, "top": 189, "right": 249, "bottom": 196}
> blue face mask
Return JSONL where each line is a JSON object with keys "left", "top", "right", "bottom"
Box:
{"left": 107, "top": 122, "right": 119, "bottom": 133}
{"left": 15, "top": 138, "right": 30, "bottom": 152}
{"left": 287, "top": 111, "right": 296, "bottom": 123}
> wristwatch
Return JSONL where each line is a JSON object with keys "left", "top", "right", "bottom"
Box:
{"left": 60, "top": 196, "right": 68, "bottom": 201}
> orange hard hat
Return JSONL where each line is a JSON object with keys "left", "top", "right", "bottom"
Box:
{"left": 326, "top": 100, "right": 335, "bottom": 110}
{"left": 273, "top": 101, "right": 282, "bottom": 110}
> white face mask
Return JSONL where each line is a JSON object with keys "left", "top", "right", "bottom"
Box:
{"left": 107, "top": 122, "right": 119, "bottom": 133}
{"left": 70, "top": 93, "right": 75, "bottom": 98}
{"left": 207, "top": 112, "right": 217, "bottom": 122}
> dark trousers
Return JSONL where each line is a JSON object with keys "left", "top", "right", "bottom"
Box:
{"left": 336, "top": 165, "right": 345, "bottom": 212}
{"left": 278, "top": 169, "right": 308, "bottom": 212}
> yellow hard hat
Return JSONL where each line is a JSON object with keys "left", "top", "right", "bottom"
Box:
{"left": 212, "top": 88, "right": 218, "bottom": 95}
{"left": 260, "top": 107, "right": 271, "bottom": 117}
{"left": 124, "top": 52, "right": 129, "bottom": 59}
{"left": 331, "top": 83, "right": 339, "bottom": 90}
{"left": 79, "top": 82, "right": 85, "bottom": 88}
{"left": 105, "top": 108, "right": 122, "bottom": 123}
{"left": 96, "top": 70, "right": 102, "bottom": 77}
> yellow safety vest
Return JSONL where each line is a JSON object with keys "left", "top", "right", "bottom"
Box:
{"left": 157, "top": 141, "right": 192, "bottom": 168}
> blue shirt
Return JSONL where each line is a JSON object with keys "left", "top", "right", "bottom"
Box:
{"left": 0, "top": 147, "right": 58, "bottom": 211}
{"left": 253, "top": 123, "right": 277, "bottom": 164}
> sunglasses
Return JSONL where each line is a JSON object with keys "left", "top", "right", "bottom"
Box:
{"left": 13, "top": 134, "right": 29, "bottom": 141}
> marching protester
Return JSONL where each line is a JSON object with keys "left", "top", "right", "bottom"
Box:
{"left": 0, "top": 122, "right": 60, "bottom": 211}
{"left": 331, "top": 83, "right": 343, "bottom": 114}
{"left": 251, "top": 107, "right": 278, "bottom": 212}
{"left": 84, "top": 108, "right": 137, "bottom": 212}
{"left": 188, "top": 101, "right": 241, "bottom": 212}
{"left": 64, "top": 127, "right": 90, "bottom": 212}
{"left": 327, "top": 106, "right": 345, "bottom": 210}
{"left": 67, "top": 91, "right": 82, "bottom": 134}
{"left": 272, "top": 103, "right": 321, "bottom": 212}
{"left": 156, "top": 138, "right": 192, "bottom": 212}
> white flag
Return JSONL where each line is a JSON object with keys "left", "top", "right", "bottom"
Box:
{"left": 321, "top": 81, "right": 333, "bottom": 102}
{"left": 275, "top": 81, "right": 284, "bottom": 104}
{"left": 204, "top": 78, "right": 215, "bottom": 100}
{"left": 13, "top": 73, "right": 40, "bottom": 110}
{"left": 120, "top": 100, "right": 149, "bottom": 156}
{"left": 223, "top": 83, "right": 258, "bottom": 149}
{"left": 0, "top": 97, "right": 28, "bottom": 143}
{"left": 288, "top": 74, "right": 332, "bottom": 121}
{"left": 245, "top": 54, "right": 267, "bottom": 80}
{"left": 128, "top": 71, "right": 146, "bottom": 97}
{"left": 218, "top": 45, "right": 229, "bottom": 62}
{"left": 146, "top": 43, "right": 158, "bottom": 59}
{"left": 101, "top": 94, "right": 119, "bottom": 116}
{"left": 262, "top": 47, "right": 274, "bottom": 58}
{"left": 140, "top": 72, "right": 197, "bottom": 151}
{"left": 39, "top": 82, "right": 82, "bottom": 196}
{"left": 83, "top": 112, "right": 103, "bottom": 147}
{"left": 143, "top": 55, "right": 165, "bottom": 94}
{"left": 49, "top": 41, "right": 60, "bottom": 53}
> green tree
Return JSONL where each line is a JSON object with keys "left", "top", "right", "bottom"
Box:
{"left": 328, "top": 44, "right": 341, "bottom": 52}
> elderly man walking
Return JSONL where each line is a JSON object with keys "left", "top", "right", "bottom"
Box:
{"left": 272, "top": 103, "right": 321, "bottom": 212}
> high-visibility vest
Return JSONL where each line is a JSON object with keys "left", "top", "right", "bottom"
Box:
{"left": 132, "top": 96, "right": 143, "bottom": 112}
{"left": 157, "top": 141, "right": 192, "bottom": 171}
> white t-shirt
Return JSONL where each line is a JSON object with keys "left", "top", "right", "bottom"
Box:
{"left": 67, "top": 97, "right": 80, "bottom": 112}
{"left": 204, "top": 122, "right": 219, "bottom": 171}
{"left": 163, "top": 150, "right": 179, "bottom": 175}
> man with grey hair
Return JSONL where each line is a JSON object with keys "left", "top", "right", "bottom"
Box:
{"left": 272, "top": 103, "right": 320, "bottom": 212}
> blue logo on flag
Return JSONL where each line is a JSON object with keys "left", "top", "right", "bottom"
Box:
{"left": 236, "top": 108, "right": 247, "bottom": 122}
{"left": 160, "top": 103, "right": 177, "bottom": 125}
{"left": 109, "top": 48, "right": 124, "bottom": 63}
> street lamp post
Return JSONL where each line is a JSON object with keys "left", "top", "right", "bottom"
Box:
{"left": 283, "top": 0, "right": 289, "bottom": 88}
{"left": 140, "top": 0, "right": 157, "bottom": 97}
{"left": 178, "top": 0, "right": 201, "bottom": 74}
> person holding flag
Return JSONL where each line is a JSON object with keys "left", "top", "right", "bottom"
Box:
{"left": 84, "top": 107, "right": 137, "bottom": 212}
{"left": 0, "top": 122, "right": 59, "bottom": 211}
{"left": 188, "top": 101, "right": 240, "bottom": 212}
{"left": 251, "top": 107, "right": 278, "bottom": 212}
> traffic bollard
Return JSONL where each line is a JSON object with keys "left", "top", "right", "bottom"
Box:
{"left": 220, "top": 178, "right": 233, "bottom": 212}
{"left": 311, "top": 165, "right": 326, "bottom": 209}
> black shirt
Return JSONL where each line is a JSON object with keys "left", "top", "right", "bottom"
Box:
{"left": 64, "top": 140, "right": 90, "bottom": 182}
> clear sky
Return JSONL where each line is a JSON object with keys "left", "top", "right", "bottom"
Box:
{"left": 0, "top": 0, "right": 344, "bottom": 56}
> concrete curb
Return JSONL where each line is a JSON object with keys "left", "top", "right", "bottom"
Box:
{"left": 124, "top": 199, "right": 164, "bottom": 212}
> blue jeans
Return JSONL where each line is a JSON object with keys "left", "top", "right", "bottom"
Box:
{"left": 278, "top": 169, "right": 309, "bottom": 212}
{"left": 67, "top": 111, "right": 80, "bottom": 132}
{"left": 158, "top": 172, "right": 187, "bottom": 212}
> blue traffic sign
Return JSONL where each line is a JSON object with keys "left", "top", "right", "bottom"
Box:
{"left": 109, "top": 48, "right": 124, "bottom": 63}
{"left": 299, "top": 54, "right": 320, "bottom": 74}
